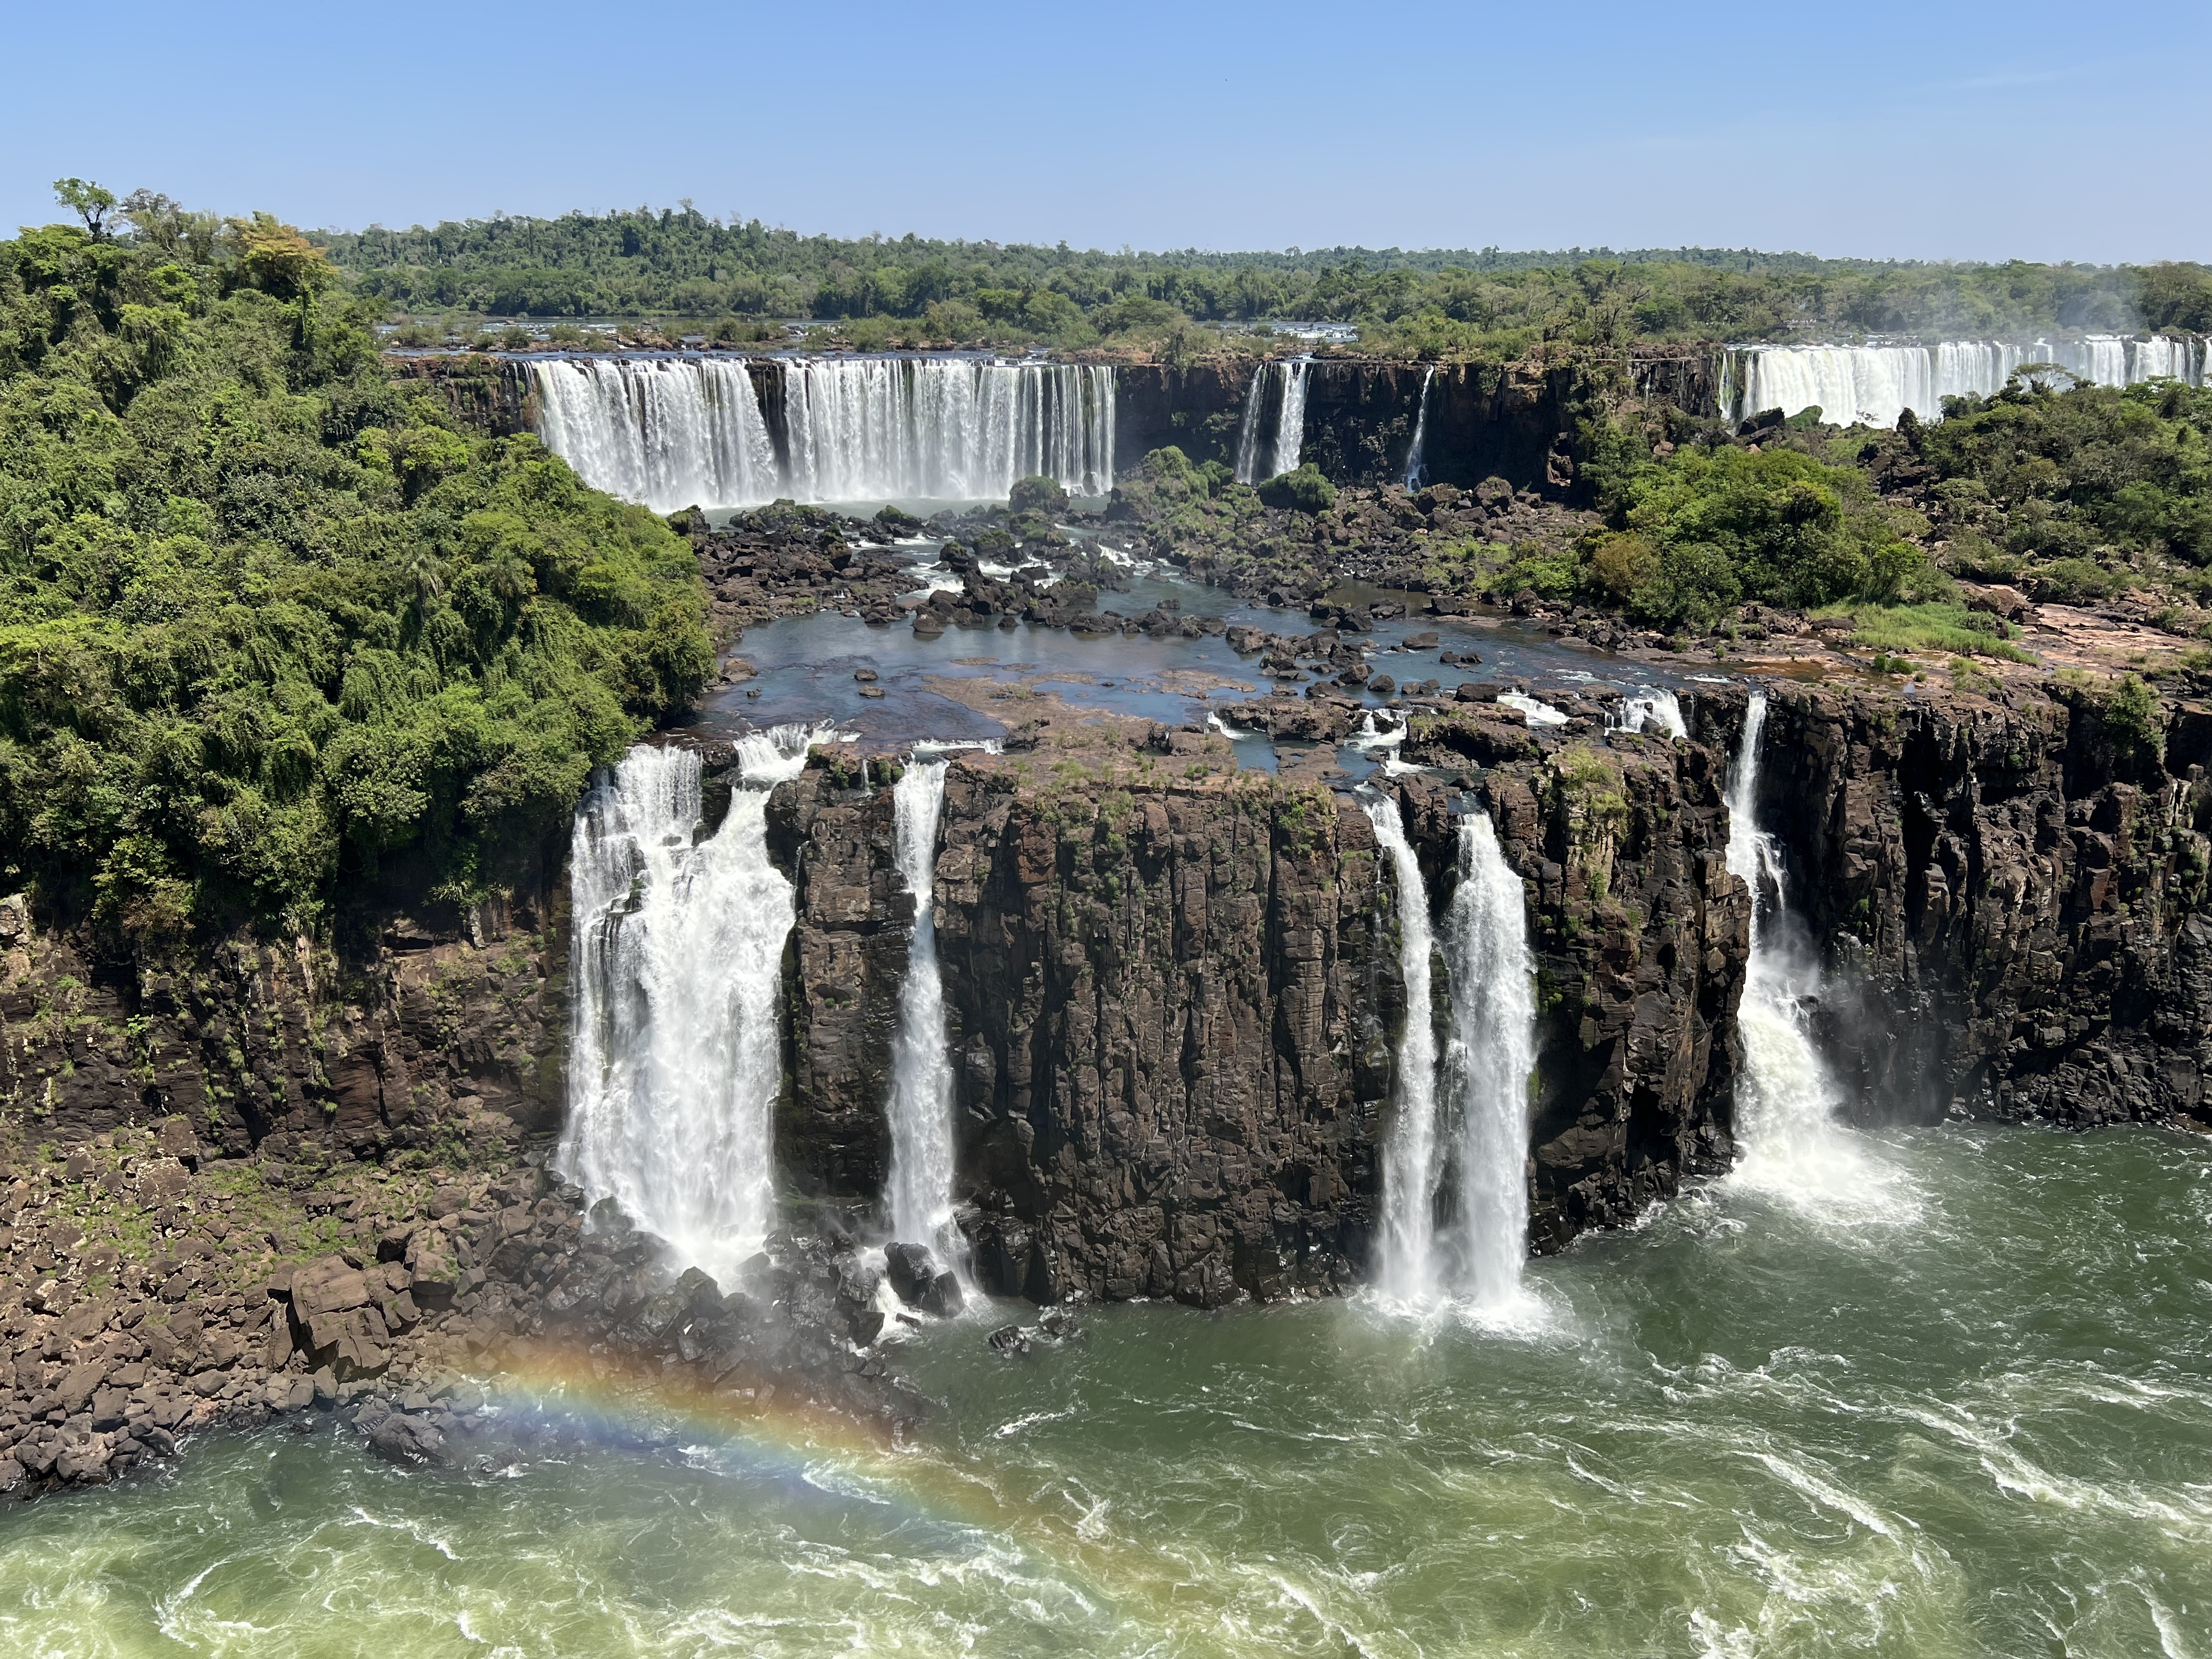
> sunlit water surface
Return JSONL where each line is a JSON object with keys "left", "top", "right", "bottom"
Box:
{"left": 4, "top": 1126, "right": 2209, "bottom": 1657}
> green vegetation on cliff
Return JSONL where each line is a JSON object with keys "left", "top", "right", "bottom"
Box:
{"left": 0, "top": 188, "right": 710, "bottom": 944}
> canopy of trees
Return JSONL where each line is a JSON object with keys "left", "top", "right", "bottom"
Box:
{"left": 312, "top": 206, "right": 2212, "bottom": 358}
{"left": 1, "top": 190, "right": 711, "bottom": 945}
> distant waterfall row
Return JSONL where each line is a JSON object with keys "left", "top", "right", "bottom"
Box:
{"left": 1233, "top": 357, "right": 1313, "bottom": 483}
{"left": 1365, "top": 795, "right": 1539, "bottom": 1314}
{"left": 529, "top": 356, "right": 1116, "bottom": 512}
{"left": 1724, "top": 335, "right": 2210, "bottom": 430}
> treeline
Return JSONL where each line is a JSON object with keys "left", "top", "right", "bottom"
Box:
{"left": 312, "top": 204, "right": 2212, "bottom": 353}
{"left": 0, "top": 185, "right": 710, "bottom": 945}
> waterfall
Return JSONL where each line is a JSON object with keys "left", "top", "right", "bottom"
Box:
{"left": 1723, "top": 691, "right": 1858, "bottom": 1200}
{"left": 1271, "top": 358, "right": 1312, "bottom": 477}
{"left": 528, "top": 357, "right": 778, "bottom": 515}
{"left": 558, "top": 726, "right": 831, "bottom": 1280}
{"left": 1403, "top": 366, "right": 1436, "bottom": 490}
{"left": 1232, "top": 358, "right": 1314, "bottom": 483}
{"left": 1232, "top": 364, "right": 1273, "bottom": 485}
{"left": 885, "top": 757, "right": 960, "bottom": 1260}
{"left": 1364, "top": 794, "right": 1441, "bottom": 1300}
{"left": 529, "top": 356, "right": 1115, "bottom": 508}
{"left": 1614, "top": 689, "right": 1687, "bottom": 739}
{"left": 1725, "top": 335, "right": 2209, "bottom": 430}
{"left": 1439, "top": 812, "right": 1537, "bottom": 1310}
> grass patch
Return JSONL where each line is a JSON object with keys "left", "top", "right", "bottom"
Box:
{"left": 1821, "top": 601, "right": 2037, "bottom": 663}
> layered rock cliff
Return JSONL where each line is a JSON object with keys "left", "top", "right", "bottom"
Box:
{"left": 767, "top": 721, "right": 1754, "bottom": 1302}
{"left": 1695, "top": 681, "right": 2212, "bottom": 1133}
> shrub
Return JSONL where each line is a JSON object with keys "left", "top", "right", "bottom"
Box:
{"left": 1256, "top": 463, "right": 1336, "bottom": 514}
{"left": 1009, "top": 474, "right": 1069, "bottom": 515}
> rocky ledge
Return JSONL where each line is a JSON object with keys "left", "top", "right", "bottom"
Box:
{"left": 0, "top": 1116, "right": 962, "bottom": 1499}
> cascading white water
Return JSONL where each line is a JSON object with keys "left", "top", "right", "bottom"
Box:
{"left": 1403, "top": 365, "right": 1436, "bottom": 490}
{"left": 885, "top": 757, "right": 960, "bottom": 1261}
{"left": 529, "top": 357, "right": 779, "bottom": 514}
{"left": 559, "top": 726, "right": 833, "bottom": 1280}
{"left": 1438, "top": 812, "right": 1537, "bottom": 1310}
{"left": 1271, "top": 358, "right": 1312, "bottom": 478}
{"left": 1723, "top": 691, "right": 1858, "bottom": 1199}
{"left": 1614, "top": 689, "right": 1688, "bottom": 739}
{"left": 781, "top": 358, "right": 1114, "bottom": 502}
{"left": 1232, "top": 358, "right": 1315, "bottom": 483}
{"left": 1724, "top": 334, "right": 2209, "bottom": 430}
{"left": 530, "top": 356, "right": 1115, "bottom": 508}
{"left": 1232, "top": 364, "right": 1272, "bottom": 485}
{"left": 1364, "top": 794, "right": 1441, "bottom": 1301}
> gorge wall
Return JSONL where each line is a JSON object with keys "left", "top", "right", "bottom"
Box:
{"left": 766, "top": 719, "right": 1752, "bottom": 1304}
{"left": 1697, "top": 684, "right": 2212, "bottom": 1132}
{"left": 11, "top": 680, "right": 2212, "bottom": 1319}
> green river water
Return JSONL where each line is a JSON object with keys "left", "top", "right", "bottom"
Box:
{"left": 3, "top": 1124, "right": 2208, "bottom": 1658}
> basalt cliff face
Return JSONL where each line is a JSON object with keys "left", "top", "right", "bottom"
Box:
{"left": 1695, "top": 682, "right": 2212, "bottom": 1133}
{"left": 768, "top": 724, "right": 1752, "bottom": 1303}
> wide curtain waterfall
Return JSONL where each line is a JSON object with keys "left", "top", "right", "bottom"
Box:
{"left": 1366, "top": 794, "right": 1539, "bottom": 1308}
{"left": 1233, "top": 358, "right": 1314, "bottom": 483}
{"left": 1723, "top": 691, "right": 1855, "bottom": 1197}
{"left": 1403, "top": 366, "right": 1436, "bottom": 490}
{"left": 1365, "top": 795, "right": 1442, "bottom": 1300}
{"left": 529, "top": 357, "right": 779, "bottom": 514}
{"left": 1439, "top": 813, "right": 1538, "bottom": 1308}
{"left": 528, "top": 356, "right": 1115, "bottom": 509}
{"left": 1724, "top": 335, "right": 2210, "bottom": 430}
{"left": 558, "top": 727, "right": 827, "bottom": 1280}
{"left": 885, "top": 758, "right": 959, "bottom": 1258}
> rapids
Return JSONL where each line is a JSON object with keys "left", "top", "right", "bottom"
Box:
{"left": 5, "top": 1125, "right": 2207, "bottom": 1656}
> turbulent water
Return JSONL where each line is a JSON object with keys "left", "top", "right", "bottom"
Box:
{"left": 1438, "top": 813, "right": 1538, "bottom": 1312}
{"left": 885, "top": 757, "right": 958, "bottom": 1255}
{"left": 528, "top": 356, "right": 1115, "bottom": 510}
{"left": 1364, "top": 793, "right": 1442, "bottom": 1299}
{"left": 1724, "top": 691, "right": 1864, "bottom": 1208}
{"left": 1616, "top": 687, "right": 1688, "bottom": 739}
{"left": 558, "top": 729, "right": 828, "bottom": 1278}
{"left": 8, "top": 1125, "right": 2209, "bottom": 1657}
{"left": 1723, "top": 335, "right": 2210, "bottom": 430}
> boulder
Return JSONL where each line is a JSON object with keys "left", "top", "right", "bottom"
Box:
{"left": 883, "top": 1243, "right": 934, "bottom": 1306}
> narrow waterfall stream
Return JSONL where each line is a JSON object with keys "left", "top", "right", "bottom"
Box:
{"left": 558, "top": 727, "right": 828, "bottom": 1280}
{"left": 1403, "top": 365, "right": 1435, "bottom": 489}
{"left": 1269, "top": 357, "right": 1312, "bottom": 478}
{"left": 1232, "top": 358, "right": 1313, "bottom": 483}
{"left": 1723, "top": 691, "right": 1871, "bottom": 1207}
{"left": 1231, "top": 364, "right": 1272, "bottom": 485}
{"left": 1441, "top": 812, "right": 1537, "bottom": 1312}
{"left": 885, "top": 757, "right": 959, "bottom": 1260}
{"left": 1364, "top": 794, "right": 1441, "bottom": 1300}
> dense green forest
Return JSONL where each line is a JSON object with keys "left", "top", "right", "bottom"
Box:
{"left": 0, "top": 187, "right": 710, "bottom": 945}
{"left": 315, "top": 204, "right": 2212, "bottom": 356}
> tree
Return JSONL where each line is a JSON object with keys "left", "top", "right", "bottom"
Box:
{"left": 53, "top": 177, "right": 116, "bottom": 239}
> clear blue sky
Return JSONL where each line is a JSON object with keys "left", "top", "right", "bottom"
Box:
{"left": 7, "top": 0, "right": 2207, "bottom": 263}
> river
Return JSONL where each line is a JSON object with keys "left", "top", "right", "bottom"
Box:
{"left": 4, "top": 1124, "right": 2207, "bottom": 1657}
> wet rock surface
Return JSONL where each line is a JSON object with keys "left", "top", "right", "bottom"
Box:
{"left": 0, "top": 1125, "right": 926, "bottom": 1500}
{"left": 1703, "top": 680, "right": 2212, "bottom": 1133}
